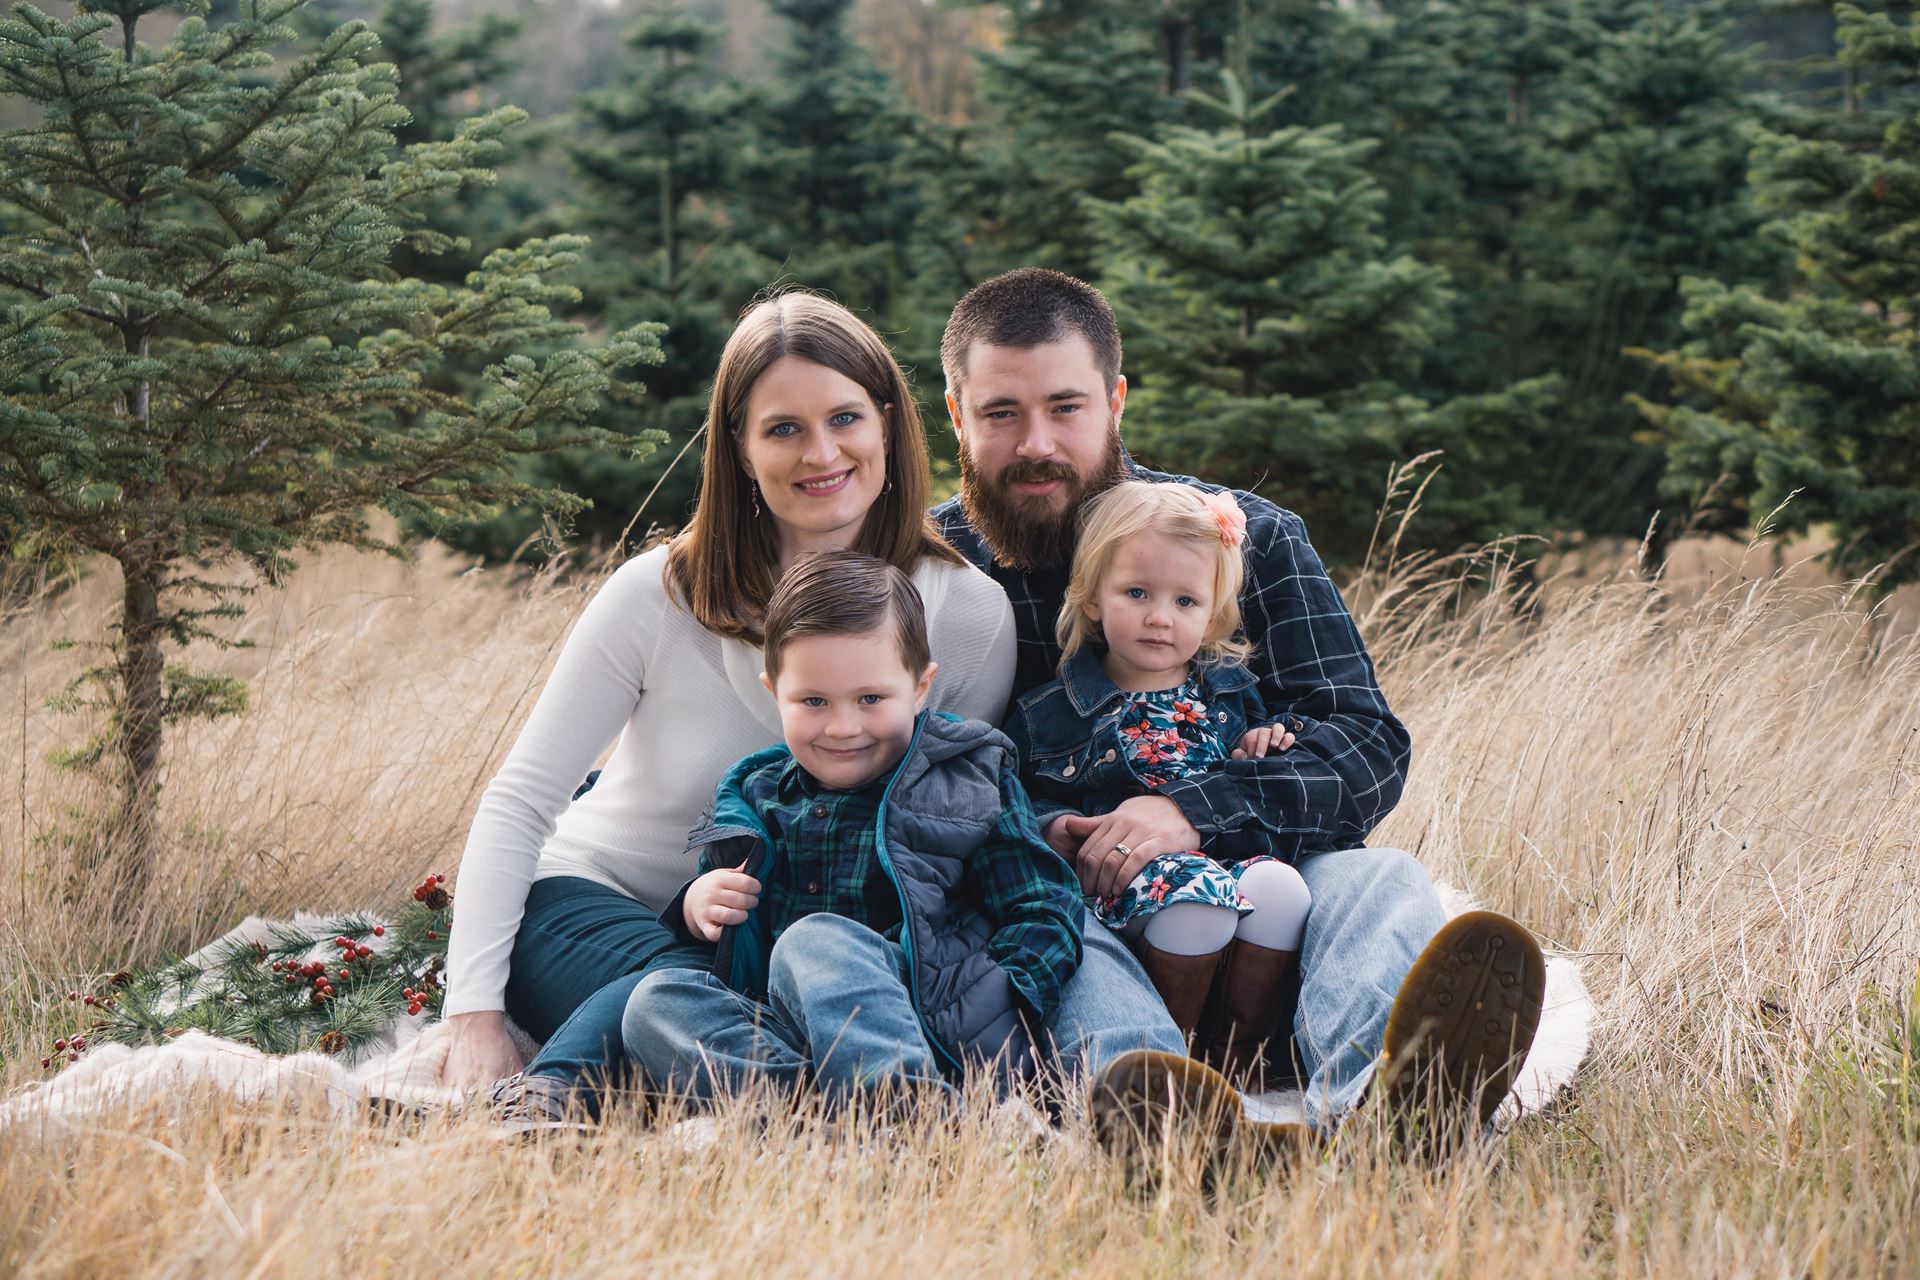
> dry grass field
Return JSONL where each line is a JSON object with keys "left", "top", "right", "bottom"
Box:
{"left": 1, "top": 532, "right": 1917, "bottom": 1278}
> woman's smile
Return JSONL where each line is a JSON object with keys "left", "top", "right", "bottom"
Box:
{"left": 796, "top": 469, "right": 855, "bottom": 494}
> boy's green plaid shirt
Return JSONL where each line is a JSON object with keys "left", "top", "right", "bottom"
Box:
{"left": 700, "top": 753, "right": 1081, "bottom": 1018}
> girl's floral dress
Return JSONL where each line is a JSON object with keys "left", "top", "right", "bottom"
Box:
{"left": 1093, "top": 680, "right": 1279, "bottom": 932}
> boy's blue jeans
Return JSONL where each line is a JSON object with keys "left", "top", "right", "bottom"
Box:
{"left": 509, "top": 848, "right": 1445, "bottom": 1134}
{"left": 620, "top": 913, "right": 951, "bottom": 1105}
{"left": 505, "top": 876, "right": 712, "bottom": 1104}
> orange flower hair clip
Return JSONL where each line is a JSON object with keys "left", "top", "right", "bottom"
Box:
{"left": 1199, "top": 490, "right": 1247, "bottom": 550}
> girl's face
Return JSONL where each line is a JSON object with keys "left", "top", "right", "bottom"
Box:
{"left": 737, "top": 356, "right": 889, "bottom": 566}
{"left": 1084, "top": 531, "right": 1217, "bottom": 689}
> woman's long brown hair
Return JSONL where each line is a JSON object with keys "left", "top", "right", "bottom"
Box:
{"left": 665, "top": 292, "right": 963, "bottom": 644}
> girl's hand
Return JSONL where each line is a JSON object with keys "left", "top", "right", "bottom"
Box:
{"left": 441, "top": 1010, "right": 528, "bottom": 1090}
{"left": 1231, "top": 723, "right": 1296, "bottom": 759}
{"left": 684, "top": 867, "right": 762, "bottom": 941}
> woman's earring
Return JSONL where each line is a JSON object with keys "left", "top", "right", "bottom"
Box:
{"left": 750, "top": 481, "right": 761, "bottom": 518}
{"left": 883, "top": 472, "right": 893, "bottom": 495}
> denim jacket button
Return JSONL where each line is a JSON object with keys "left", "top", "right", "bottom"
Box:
{"left": 1062, "top": 764, "right": 1076, "bottom": 777}
{"left": 1101, "top": 749, "right": 1116, "bottom": 763}
{"left": 1215, "top": 710, "right": 1228, "bottom": 721}
{"left": 812, "top": 804, "right": 827, "bottom": 819}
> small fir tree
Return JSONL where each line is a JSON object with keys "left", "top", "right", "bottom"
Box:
{"left": 1086, "top": 71, "right": 1527, "bottom": 562}
{"left": 1635, "top": 4, "right": 1920, "bottom": 596}
{"left": 0, "top": 0, "right": 664, "bottom": 902}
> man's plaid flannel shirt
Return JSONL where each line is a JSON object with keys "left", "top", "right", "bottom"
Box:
{"left": 931, "top": 462, "right": 1411, "bottom": 863}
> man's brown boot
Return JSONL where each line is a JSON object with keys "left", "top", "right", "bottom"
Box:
{"left": 1135, "top": 942, "right": 1225, "bottom": 1042}
{"left": 1196, "top": 938, "right": 1298, "bottom": 1088}
{"left": 1372, "top": 910, "right": 1546, "bottom": 1152}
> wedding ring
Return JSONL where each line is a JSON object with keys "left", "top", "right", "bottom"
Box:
{"left": 1111, "top": 843, "right": 1131, "bottom": 858}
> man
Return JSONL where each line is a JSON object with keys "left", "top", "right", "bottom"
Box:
{"left": 929, "top": 268, "right": 1547, "bottom": 1156}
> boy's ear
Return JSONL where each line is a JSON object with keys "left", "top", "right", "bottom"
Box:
{"left": 914, "top": 661, "right": 938, "bottom": 712}
{"left": 759, "top": 670, "right": 774, "bottom": 695}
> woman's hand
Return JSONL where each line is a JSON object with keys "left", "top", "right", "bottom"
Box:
{"left": 1231, "top": 723, "right": 1296, "bottom": 759}
{"left": 441, "top": 1010, "right": 528, "bottom": 1090}
{"left": 684, "top": 867, "right": 762, "bottom": 941}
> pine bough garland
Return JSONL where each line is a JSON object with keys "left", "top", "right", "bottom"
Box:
{"left": 36, "top": 875, "right": 455, "bottom": 1072}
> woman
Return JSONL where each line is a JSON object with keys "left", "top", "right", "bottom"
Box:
{"left": 439, "top": 293, "right": 1016, "bottom": 1117}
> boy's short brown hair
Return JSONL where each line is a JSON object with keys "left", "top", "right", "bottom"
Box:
{"left": 939, "top": 267, "right": 1123, "bottom": 399}
{"left": 763, "top": 549, "right": 931, "bottom": 685}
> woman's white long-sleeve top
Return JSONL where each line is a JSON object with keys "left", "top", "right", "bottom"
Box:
{"left": 442, "top": 544, "right": 1017, "bottom": 1015}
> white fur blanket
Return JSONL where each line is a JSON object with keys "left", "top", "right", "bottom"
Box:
{"left": 2, "top": 893, "right": 1595, "bottom": 1133}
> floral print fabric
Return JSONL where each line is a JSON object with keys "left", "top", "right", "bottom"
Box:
{"left": 1117, "top": 679, "right": 1228, "bottom": 788}
{"left": 1090, "top": 679, "right": 1268, "bottom": 931}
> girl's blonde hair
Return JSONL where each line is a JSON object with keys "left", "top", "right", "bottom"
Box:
{"left": 1057, "top": 481, "right": 1252, "bottom": 669}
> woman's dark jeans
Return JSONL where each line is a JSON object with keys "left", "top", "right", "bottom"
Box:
{"left": 504, "top": 875, "right": 711, "bottom": 1113}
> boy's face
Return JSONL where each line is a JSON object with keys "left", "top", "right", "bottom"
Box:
{"left": 761, "top": 628, "right": 937, "bottom": 790}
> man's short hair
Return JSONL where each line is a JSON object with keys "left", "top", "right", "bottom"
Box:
{"left": 763, "top": 549, "right": 930, "bottom": 685}
{"left": 940, "top": 268, "right": 1123, "bottom": 399}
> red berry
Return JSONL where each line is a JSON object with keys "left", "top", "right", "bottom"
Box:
{"left": 71, "top": 1037, "right": 85, "bottom": 1049}
{"left": 40, "top": 1057, "right": 50, "bottom": 1068}
{"left": 67, "top": 1053, "right": 77, "bottom": 1063}
{"left": 83, "top": 995, "right": 95, "bottom": 1006}
{"left": 285, "top": 976, "right": 297, "bottom": 985}
{"left": 53, "top": 1039, "right": 66, "bottom": 1051}
{"left": 426, "top": 931, "right": 437, "bottom": 940}
{"left": 338, "top": 968, "right": 350, "bottom": 979}
{"left": 67, "top": 991, "right": 79, "bottom": 1001}
{"left": 372, "top": 926, "right": 385, "bottom": 937}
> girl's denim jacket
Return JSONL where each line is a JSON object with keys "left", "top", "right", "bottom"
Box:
{"left": 1003, "top": 646, "right": 1303, "bottom": 866}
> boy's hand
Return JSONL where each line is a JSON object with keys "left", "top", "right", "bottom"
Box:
{"left": 1231, "top": 723, "right": 1296, "bottom": 760}
{"left": 683, "top": 867, "right": 761, "bottom": 941}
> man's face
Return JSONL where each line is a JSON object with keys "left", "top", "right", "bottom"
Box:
{"left": 947, "top": 333, "right": 1128, "bottom": 571}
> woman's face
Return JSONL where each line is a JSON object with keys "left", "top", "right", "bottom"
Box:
{"left": 737, "top": 356, "right": 889, "bottom": 562}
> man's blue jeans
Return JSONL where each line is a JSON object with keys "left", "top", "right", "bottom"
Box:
{"left": 620, "top": 913, "right": 950, "bottom": 1104}
{"left": 1292, "top": 846, "right": 1448, "bottom": 1130}
{"left": 1044, "top": 845, "right": 1446, "bottom": 1134}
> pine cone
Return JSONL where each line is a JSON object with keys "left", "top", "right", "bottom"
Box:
{"left": 317, "top": 1031, "right": 348, "bottom": 1056}
{"left": 422, "top": 887, "right": 451, "bottom": 911}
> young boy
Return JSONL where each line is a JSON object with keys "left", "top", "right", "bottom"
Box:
{"left": 620, "top": 549, "right": 1084, "bottom": 1105}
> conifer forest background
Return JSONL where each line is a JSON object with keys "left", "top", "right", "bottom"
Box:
{"left": 3, "top": 2, "right": 1919, "bottom": 1277}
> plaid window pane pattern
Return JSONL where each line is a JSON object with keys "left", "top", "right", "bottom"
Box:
{"left": 931, "top": 463, "right": 1411, "bottom": 862}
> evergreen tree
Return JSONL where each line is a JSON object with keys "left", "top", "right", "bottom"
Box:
{"left": 1262, "top": 0, "right": 1781, "bottom": 547}
{"left": 961, "top": 0, "right": 1171, "bottom": 280}
{"left": 0, "top": 0, "right": 664, "bottom": 901}
{"left": 1086, "top": 71, "right": 1521, "bottom": 562}
{"left": 736, "top": 0, "right": 917, "bottom": 315}
{"left": 1635, "top": 4, "right": 1920, "bottom": 595}
{"left": 443, "top": 2, "right": 767, "bottom": 557}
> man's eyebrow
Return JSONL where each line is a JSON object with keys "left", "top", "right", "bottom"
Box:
{"left": 756, "top": 400, "right": 864, "bottom": 426}
{"left": 975, "top": 389, "right": 1091, "bottom": 411}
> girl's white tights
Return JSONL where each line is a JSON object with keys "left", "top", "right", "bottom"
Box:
{"left": 1120, "top": 860, "right": 1312, "bottom": 954}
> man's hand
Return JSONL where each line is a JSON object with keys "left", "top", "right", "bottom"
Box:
{"left": 1231, "top": 722, "right": 1296, "bottom": 759}
{"left": 1051, "top": 795, "right": 1204, "bottom": 899}
{"left": 684, "top": 867, "right": 762, "bottom": 942}
{"left": 441, "top": 1010, "right": 528, "bottom": 1090}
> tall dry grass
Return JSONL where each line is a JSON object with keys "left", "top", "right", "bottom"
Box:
{"left": 2, "top": 534, "right": 1917, "bottom": 1278}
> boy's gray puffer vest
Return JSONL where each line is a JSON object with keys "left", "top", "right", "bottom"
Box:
{"left": 678, "top": 712, "right": 1079, "bottom": 1084}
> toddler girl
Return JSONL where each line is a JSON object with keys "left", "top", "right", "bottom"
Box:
{"left": 1005, "top": 481, "right": 1311, "bottom": 1085}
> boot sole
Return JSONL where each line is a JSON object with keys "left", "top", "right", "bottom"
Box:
{"left": 1379, "top": 910, "right": 1547, "bottom": 1130}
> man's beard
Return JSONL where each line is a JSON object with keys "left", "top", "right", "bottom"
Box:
{"left": 956, "top": 418, "right": 1126, "bottom": 572}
